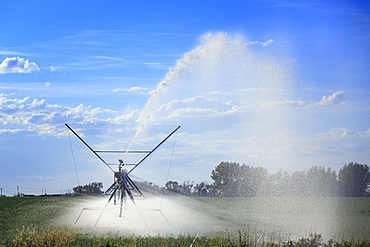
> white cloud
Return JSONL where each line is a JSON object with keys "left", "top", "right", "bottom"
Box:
{"left": 317, "top": 91, "right": 347, "bottom": 106}
{"left": 0, "top": 95, "right": 137, "bottom": 136}
{"left": 107, "top": 109, "right": 141, "bottom": 124}
{"left": 144, "top": 96, "right": 243, "bottom": 132}
{"left": 329, "top": 128, "right": 358, "bottom": 138}
{"left": 0, "top": 57, "right": 40, "bottom": 73}
{"left": 262, "top": 91, "right": 348, "bottom": 108}
{"left": 113, "top": 86, "right": 149, "bottom": 94}
{"left": 0, "top": 128, "right": 31, "bottom": 134}
{"left": 364, "top": 128, "right": 370, "bottom": 137}
{"left": 278, "top": 127, "right": 370, "bottom": 166}
{"left": 249, "top": 39, "right": 274, "bottom": 46}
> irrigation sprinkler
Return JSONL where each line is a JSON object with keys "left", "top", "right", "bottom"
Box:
{"left": 65, "top": 124, "right": 180, "bottom": 226}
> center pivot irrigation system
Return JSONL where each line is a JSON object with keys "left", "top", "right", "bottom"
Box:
{"left": 65, "top": 124, "right": 181, "bottom": 226}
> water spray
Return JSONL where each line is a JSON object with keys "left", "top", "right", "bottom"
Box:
{"left": 66, "top": 123, "right": 180, "bottom": 227}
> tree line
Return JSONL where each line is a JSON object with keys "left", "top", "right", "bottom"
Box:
{"left": 164, "top": 180, "right": 216, "bottom": 196}
{"left": 73, "top": 162, "right": 370, "bottom": 197}
{"left": 73, "top": 182, "right": 103, "bottom": 196}
{"left": 166, "top": 162, "right": 370, "bottom": 197}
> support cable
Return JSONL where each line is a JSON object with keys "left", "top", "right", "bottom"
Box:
{"left": 160, "top": 130, "right": 178, "bottom": 208}
{"left": 67, "top": 128, "right": 80, "bottom": 188}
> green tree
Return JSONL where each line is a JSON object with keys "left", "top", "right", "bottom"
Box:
{"left": 261, "top": 169, "right": 291, "bottom": 196}
{"left": 165, "top": 180, "right": 181, "bottom": 193}
{"left": 237, "top": 165, "right": 268, "bottom": 196}
{"left": 338, "top": 162, "right": 370, "bottom": 197}
{"left": 211, "top": 162, "right": 268, "bottom": 197}
{"left": 181, "top": 181, "right": 194, "bottom": 196}
{"left": 211, "top": 162, "right": 240, "bottom": 196}
{"left": 73, "top": 182, "right": 104, "bottom": 196}
{"left": 193, "top": 182, "right": 215, "bottom": 196}
{"left": 258, "top": 166, "right": 340, "bottom": 197}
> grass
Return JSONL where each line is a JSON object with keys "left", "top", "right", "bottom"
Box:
{"left": 8, "top": 225, "right": 80, "bottom": 247}
{"left": 2, "top": 226, "right": 370, "bottom": 246}
{"left": 1, "top": 196, "right": 370, "bottom": 246}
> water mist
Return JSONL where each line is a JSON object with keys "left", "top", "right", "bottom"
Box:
{"left": 61, "top": 33, "right": 351, "bottom": 240}
{"left": 140, "top": 32, "right": 294, "bottom": 171}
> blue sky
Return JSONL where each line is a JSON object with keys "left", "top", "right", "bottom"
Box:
{"left": 1, "top": 0, "right": 369, "bottom": 196}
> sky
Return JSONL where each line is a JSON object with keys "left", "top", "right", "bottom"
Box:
{"left": 0, "top": 0, "right": 369, "bottom": 196}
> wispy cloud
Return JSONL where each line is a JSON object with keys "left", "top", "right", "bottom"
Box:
{"left": 279, "top": 127, "right": 370, "bottom": 162}
{"left": 145, "top": 96, "right": 243, "bottom": 132}
{"left": 249, "top": 39, "right": 274, "bottom": 46}
{"left": 142, "top": 62, "right": 169, "bottom": 70}
{"left": 53, "top": 55, "right": 130, "bottom": 71}
{"left": 364, "top": 128, "right": 370, "bottom": 137}
{"left": 328, "top": 128, "right": 358, "bottom": 138}
{"left": 0, "top": 128, "right": 31, "bottom": 134}
{"left": 262, "top": 91, "right": 348, "bottom": 108}
{"left": 89, "top": 56, "right": 127, "bottom": 61}
{"left": 47, "top": 30, "right": 106, "bottom": 46}
{"left": 28, "top": 175, "right": 53, "bottom": 182}
{"left": 49, "top": 66, "right": 57, "bottom": 71}
{"left": 113, "top": 86, "right": 149, "bottom": 94}
{"left": 0, "top": 50, "right": 29, "bottom": 56}
{"left": 0, "top": 57, "right": 40, "bottom": 74}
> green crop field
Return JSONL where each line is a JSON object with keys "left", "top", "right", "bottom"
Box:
{"left": 1, "top": 196, "right": 369, "bottom": 246}
{"left": 0, "top": 196, "right": 77, "bottom": 241}
{"left": 181, "top": 196, "right": 370, "bottom": 238}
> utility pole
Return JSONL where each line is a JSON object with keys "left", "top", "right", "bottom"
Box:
{"left": 17, "top": 186, "right": 19, "bottom": 197}
{"left": 1, "top": 188, "right": 2, "bottom": 196}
